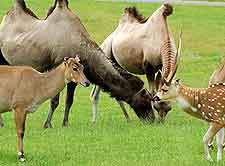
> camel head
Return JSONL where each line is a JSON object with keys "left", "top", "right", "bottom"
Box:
{"left": 64, "top": 56, "right": 90, "bottom": 87}
{"left": 131, "top": 88, "right": 155, "bottom": 122}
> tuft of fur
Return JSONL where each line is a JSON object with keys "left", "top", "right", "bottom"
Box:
{"left": 46, "top": 0, "right": 69, "bottom": 18}
{"left": 124, "top": 6, "right": 148, "bottom": 23}
{"left": 163, "top": 3, "right": 173, "bottom": 16}
{"left": 15, "top": 0, "right": 38, "bottom": 19}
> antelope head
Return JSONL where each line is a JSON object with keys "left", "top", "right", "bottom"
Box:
{"left": 64, "top": 56, "right": 90, "bottom": 87}
{"left": 155, "top": 30, "right": 182, "bottom": 102}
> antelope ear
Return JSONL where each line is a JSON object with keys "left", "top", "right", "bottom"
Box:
{"left": 75, "top": 55, "right": 80, "bottom": 62}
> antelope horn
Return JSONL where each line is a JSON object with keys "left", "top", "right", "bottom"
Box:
{"left": 168, "top": 29, "right": 183, "bottom": 83}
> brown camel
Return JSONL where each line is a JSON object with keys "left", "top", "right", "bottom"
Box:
{"left": 90, "top": 4, "right": 176, "bottom": 123}
{"left": 0, "top": 0, "right": 156, "bottom": 127}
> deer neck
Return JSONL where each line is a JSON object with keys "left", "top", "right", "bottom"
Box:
{"left": 176, "top": 84, "right": 202, "bottom": 115}
{"left": 38, "top": 64, "right": 66, "bottom": 101}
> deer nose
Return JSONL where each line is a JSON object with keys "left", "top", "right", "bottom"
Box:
{"left": 81, "top": 80, "right": 90, "bottom": 87}
{"left": 153, "top": 95, "right": 160, "bottom": 102}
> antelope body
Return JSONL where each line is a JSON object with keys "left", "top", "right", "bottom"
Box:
{"left": 90, "top": 4, "right": 175, "bottom": 123}
{"left": 155, "top": 32, "right": 225, "bottom": 161}
{"left": 0, "top": 0, "right": 155, "bottom": 127}
{"left": 0, "top": 57, "right": 89, "bottom": 161}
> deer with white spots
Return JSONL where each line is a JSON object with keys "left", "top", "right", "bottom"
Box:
{"left": 154, "top": 31, "right": 225, "bottom": 162}
{"left": 207, "top": 58, "right": 225, "bottom": 150}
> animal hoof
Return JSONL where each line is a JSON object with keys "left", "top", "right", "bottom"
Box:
{"left": 18, "top": 152, "right": 26, "bottom": 162}
{"left": 62, "top": 122, "right": 69, "bottom": 128}
{"left": 0, "top": 123, "right": 4, "bottom": 128}
{"left": 206, "top": 156, "right": 214, "bottom": 162}
{"left": 43, "top": 122, "right": 53, "bottom": 129}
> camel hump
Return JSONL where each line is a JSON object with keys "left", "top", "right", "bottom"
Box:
{"left": 14, "top": 0, "right": 38, "bottom": 19}
{"left": 14, "top": 0, "right": 26, "bottom": 10}
{"left": 57, "top": 0, "right": 69, "bottom": 8}
{"left": 163, "top": 3, "right": 173, "bottom": 16}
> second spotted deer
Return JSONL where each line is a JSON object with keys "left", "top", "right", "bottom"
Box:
{"left": 155, "top": 32, "right": 225, "bottom": 162}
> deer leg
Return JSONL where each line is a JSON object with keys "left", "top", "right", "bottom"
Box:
{"left": 14, "top": 107, "right": 27, "bottom": 162}
{"left": 216, "top": 127, "right": 224, "bottom": 161}
{"left": 0, "top": 114, "right": 4, "bottom": 128}
{"left": 62, "top": 82, "right": 77, "bottom": 127}
{"left": 117, "top": 100, "right": 130, "bottom": 122}
{"left": 203, "top": 123, "right": 222, "bottom": 162}
{"left": 90, "top": 85, "right": 101, "bottom": 123}
{"left": 43, "top": 93, "right": 60, "bottom": 128}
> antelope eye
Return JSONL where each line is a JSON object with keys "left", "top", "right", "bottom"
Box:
{"left": 73, "top": 68, "right": 78, "bottom": 71}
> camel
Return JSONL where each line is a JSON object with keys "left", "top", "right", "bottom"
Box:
{"left": 90, "top": 4, "right": 176, "bottom": 123}
{"left": 0, "top": 0, "right": 157, "bottom": 127}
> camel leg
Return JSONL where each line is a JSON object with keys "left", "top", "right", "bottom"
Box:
{"left": 14, "top": 107, "right": 27, "bottom": 162}
{"left": 43, "top": 93, "right": 60, "bottom": 128}
{"left": 216, "top": 127, "right": 224, "bottom": 161}
{"left": 90, "top": 85, "right": 101, "bottom": 123}
{"left": 144, "top": 63, "right": 156, "bottom": 94}
{"left": 203, "top": 123, "right": 223, "bottom": 162}
{"left": 62, "top": 82, "right": 77, "bottom": 127}
{"left": 117, "top": 101, "right": 130, "bottom": 122}
{"left": 0, "top": 114, "right": 4, "bottom": 128}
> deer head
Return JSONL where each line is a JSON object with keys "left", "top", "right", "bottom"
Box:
{"left": 154, "top": 30, "right": 182, "bottom": 101}
{"left": 64, "top": 56, "right": 90, "bottom": 87}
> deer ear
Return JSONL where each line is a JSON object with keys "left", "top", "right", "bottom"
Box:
{"left": 64, "top": 57, "right": 69, "bottom": 61}
{"left": 75, "top": 55, "right": 80, "bottom": 62}
{"left": 175, "top": 79, "right": 180, "bottom": 85}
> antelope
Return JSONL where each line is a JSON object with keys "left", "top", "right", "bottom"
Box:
{"left": 0, "top": 0, "right": 155, "bottom": 126}
{"left": 0, "top": 57, "right": 89, "bottom": 162}
{"left": 155, "top": 31, "right": 225, "bottom": 162}
{"left": 90, "top": 4, "right": 176, "bottom": 123}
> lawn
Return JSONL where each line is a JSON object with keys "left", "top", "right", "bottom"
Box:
{"left": 0, "top": 0, "right": 225, "bottom": 166}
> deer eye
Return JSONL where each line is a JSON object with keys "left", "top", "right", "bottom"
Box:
{"left": 73, "top": 68, "right": 78, "bottom": 71}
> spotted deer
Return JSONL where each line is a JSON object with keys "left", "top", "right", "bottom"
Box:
{"left": 0, "top": 57, "right": 89, "bottom": 162}
{"left": 207, "top": 59, "right": 225, "bottom": 150}
{"left": 155, "top": 31, "right": 225, "bottom": 162}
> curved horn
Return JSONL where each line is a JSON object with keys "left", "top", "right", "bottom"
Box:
{"left": 161, "top": 27, "right": 177, "bottom": 83}
{"left": 167, "top": 29, "right": 183, "bottom": 83}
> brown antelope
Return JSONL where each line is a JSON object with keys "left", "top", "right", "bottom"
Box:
{"left": 0, "top": 0, "right": 156, "bottom": 126}
{"left": 155, "top": 31, "right": 225, "bottom": 162}
{"left": 90, "top": 4, "right": 175, "bottom": 123}
{"left": 0, "top": 57, "right": 89, "bottom": 162}
{"left": 207, "top": 59, "right": 225, "bottom": 149}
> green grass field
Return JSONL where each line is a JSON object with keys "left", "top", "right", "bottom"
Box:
{"left": 0, "top": 0, "right": 225, "bottom": 165}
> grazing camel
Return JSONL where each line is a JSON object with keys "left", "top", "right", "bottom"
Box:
{"left": 207, "top": 59, "right": 225, "bottom": 149}
{"left": 155, "top": 32, "right": 225, "bottom": 162}
{"left": 90, "top": 4, "right": 175, "bottom": 123}
{"left": 0, "top": 57, "right": 89, "bottom": 162}
{"left": 0, "top": 0, "right": 156, "bottom": 127}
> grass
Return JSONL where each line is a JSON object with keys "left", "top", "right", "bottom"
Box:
{"left": 0, "top": 0, "right": 225, "bottom": 165}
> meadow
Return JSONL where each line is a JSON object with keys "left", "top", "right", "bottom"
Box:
{"left": 0, "top": 0, "right": 225, "bottom": 165}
